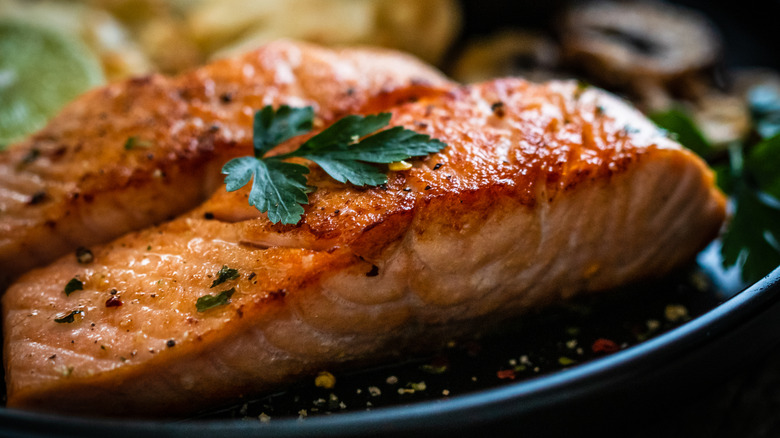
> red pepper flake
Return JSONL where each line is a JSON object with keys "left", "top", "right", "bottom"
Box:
{"left": 105, "top": 296, "right": 123, "bottom": 308}
{"left": 497, "top": 369, "right": 516, "bottom": 380}
{"left": 592, "top": 338, "right": 619, "bottom": 354}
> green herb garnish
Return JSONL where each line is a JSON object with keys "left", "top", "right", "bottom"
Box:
{"left": 196, "top": 287, "right": 235, "bottom": 312}
{"left": 650, "top": 108, "right": 714, "bottom": 158}
{"left": 221, "top": 105, "right": 447, "bottom": 225}
{"left": 124, "top": 136, "right": 153, "bottom": 150}
{"left": 717, "top": 140, "right": 780, "bottom": 283}
{"left": 211, "top": 265, "right": 239, "bottom": 288}
{"left": 64, "top": 277, "right": 83, "bottom": 296}
{"left": 651, "top": 95, "right": 780, "bottom": 283}
{"left": 54, "top": 309, "right": 83, "bottom": 323}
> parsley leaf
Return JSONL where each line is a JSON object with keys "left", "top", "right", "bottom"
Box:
{"left": 196, "top": 288, "right": 236, "bottom": 312}
{"left": 720, "top": 185, "right": 780, "bottom": 283}
{"left": 222, "top": 105, "right": 447, "bottom": 224}
{"left": 744, "top": 134, "right": 780, "bottom": 199}
{"left": 651, "top": 104, "right": 780, "bottom": 283}
{"left": 649, "top": 108, "right": 714, "bottom": 158}
{"left": 64, "top": 277, "right": 83, "bottom": 296}
{"left": 210, "top": 265, "right": 240, "bottom": 288}
{"left": 252, "top": 105, "right": 314, "bottom": 156}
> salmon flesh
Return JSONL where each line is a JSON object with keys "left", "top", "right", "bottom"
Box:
{"left": 0, "top": 40, "right": 451, "bottom": 289}
{"left": 2, "top": 58, "right": 725, "bottom": 416}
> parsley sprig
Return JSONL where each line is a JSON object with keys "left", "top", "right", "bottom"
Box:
{"left": 651, "top": 87, "right": 780, "bottom": 283}
{"left": 222, "top": 105, "right": 446, "bottom": 225}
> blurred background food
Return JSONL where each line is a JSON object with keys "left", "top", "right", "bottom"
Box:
{"left": 0, "top": 0, "right": 462, "bottom": 145}
{"left": 1, "top": 0, "right": 779, "bottom": 152}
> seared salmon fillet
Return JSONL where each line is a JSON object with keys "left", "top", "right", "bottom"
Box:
{"left": 3, "top": 78, "right": 726, "bottom": 416}
{"left": 0, "top": 40, "right": 450, "bottom": 288}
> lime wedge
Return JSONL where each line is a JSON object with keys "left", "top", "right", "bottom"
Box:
{"left": 0, "top": 19, "right": 105, "bottom": 149}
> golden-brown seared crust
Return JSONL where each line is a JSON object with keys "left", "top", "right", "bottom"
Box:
{"left": 0, "top": 40, "right": 451, "bottom": 288}
{"left": 232, "top": 78, "right": 696, "bottom": 257}
{"left": 3, "top": 78, "right": 726, "bottom": 416}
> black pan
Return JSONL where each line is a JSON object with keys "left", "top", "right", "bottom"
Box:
{"left": 2, "top": 1, "right": 779, "bottom": 436}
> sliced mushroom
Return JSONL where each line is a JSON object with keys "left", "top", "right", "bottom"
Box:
{"left": 692, "top": 92, "right": 751, "bottom": 147}
{"left": 559, "top": 0, "right": 721, "bottom": 103}
{"left": 451, "top": 29, "right": 561, "bottom": 83}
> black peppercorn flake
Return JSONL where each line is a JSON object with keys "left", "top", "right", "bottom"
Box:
{"left": 28, "top": 191, "right": 48, "bottom": 205}
{"left": 75, "top": 247, "right": 94, "bottom": 264}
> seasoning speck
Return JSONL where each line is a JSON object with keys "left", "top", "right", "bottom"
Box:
{"left": 664, "top": 304, "right": 689, "bottom": 322}
{"left": 64, "top": 277, "right": 84, "bottom": 296}
{"left": 314, "top": 371, "right": 336, "bottom": 389}
{"left": 166, "top": 339, "right": 176, "bottom": 348}
{"left": 491, "top": 101, "right": 506, "bottom": 117}
{"left": 497, "top": 369, "right": 516, "bottom": 380}
{"left": 591, "top": 338, "right": 619, "bottom": 354}
{"left": 75, "top": 247, "right": 94, "bottom": 264}
{"left": 54, "top": 309, "right": 83, "bottom": 324}
{"left": 105, "top": 296, "right": 123, "bottom": 308}
{"left": 28, "top": 191, "right": 47, "bottom": 205}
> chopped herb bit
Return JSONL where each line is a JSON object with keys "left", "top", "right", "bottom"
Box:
{"left": 406, "top": 381, "right": 427, "bottom": 391}
{"left": 574, "top": 80, "right": 590, "bottom": 98}
{"left": 54, "top": 309, "right": 83, "bottom": 323}
{"left": 222, "top": 105, "right": 447, "bottom": 224}
{"left": 558, "top": 356, "right": 576, "bottom": 366}
{"left": 196, "top": 287, "right": 236, "bottom": 312}
{"left": 211, "top": 265, "right": 240, "bottom": 288}
{"left": 420, "top": 363, "right": 448, "bottom": 374}
{"left": 124, "top": 136, "right": 153, "bottom": 150}
{"left": 75, "top": 247, "right": 94, "bottom": 264}
{"left": 64, "top": 277, "right": 84, "bottom": 296}
{"left": 21, "top": 148, "right": 40, "bottom": 164}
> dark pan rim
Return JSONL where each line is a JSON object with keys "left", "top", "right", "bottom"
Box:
{"left": 2, "top": 266, "right": 779, "bottom": 437}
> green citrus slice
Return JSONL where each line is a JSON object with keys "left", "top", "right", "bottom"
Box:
{"left": 0, "top": 19, "right": 105, "bottom": 149}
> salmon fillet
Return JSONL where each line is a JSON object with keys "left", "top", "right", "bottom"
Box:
{"left": 0, "top": 40, "right": 450, "bottom": 289}
{"left": 2, "top": 78, "right": 726, "bottom": 417}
